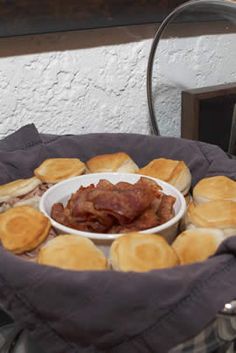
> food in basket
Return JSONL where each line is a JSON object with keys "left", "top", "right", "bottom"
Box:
{"left": 37, "top": 234, "right": 108, "bottom": 270}
{"left": 0, "top": 206, "right": 51, "bottom": 253}
{"left": 1, "top": 153, "right": 233, "bottom": 271}
{"left": 50, "top": 177, "right": 176, "bottom": 234}
{"left": 20, "top": 227, "right": 58, "bottom": 262}
{"left": 86, "top": 152, "right": 138, "bottom": 173}
{"left": 110, "top": 232, "right": 179, "bottom": 272}
{"left": 137, "top": 158, "right": 191, "bottom": 195}
{"left": 34, "top": 158, "right": 86, "bottom": 184}
{"left": 193, "top": 176, "right": 236, "bottom": 205}
{"left": 0, "top": 176, "right": 46, "bottom": 212}
{"left": 184, "top": 193, "right": 192, "bottom": 206}
{"left": 184, "top": 200, "right": 236, "bottom": 237}
{"left": 172, "top": 228, "right": 225, "bottom": 265}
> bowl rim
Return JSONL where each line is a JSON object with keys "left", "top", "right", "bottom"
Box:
{"left": 39, "top": 172, "right": 186, "bottom": 240}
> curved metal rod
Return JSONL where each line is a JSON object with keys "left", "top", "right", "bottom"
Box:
{"left": 146, "top": 0, "right": 236, "bottom": 135}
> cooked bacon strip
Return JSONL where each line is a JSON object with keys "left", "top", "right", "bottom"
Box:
{"left": 66, "top": 219, "right": 110, "bottom": 233}
{"left": 67, "top": 184, "right": 95, "bottom": 211}
{"left": 110, "top": 207, "right": 160, "bottom": 233}
{"left": 69, "top": 201, "right": 114, "bottom": 229}
{"left": 157, "top": 195, "right": 176, "bottom": 224}
{"left": 89, "top": 188, "right": 155, "bottom": 224}
{"left": 50, "top": 177, "right": 175, "bottom": 234}
{"left": 96, "top": 179, "right": 115, "bottom": 190}
{"left": 70, "top": 178, "right": 161, "bottom": 225}
{"left": 51, "top": 203, "right": 69, "bottom": 226}
{"left": 67, "top": 184, "right": 114, "bottom": 230}
{"left": 88, "top": 177, "right": 161, "bottom": 224}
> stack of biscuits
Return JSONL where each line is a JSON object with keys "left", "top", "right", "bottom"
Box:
{"left": 174, "top": 175, "right": 236, "bottom": 265}
{"left": 0, "top": 157, "right": 86, "bottom": 261}
{"left": 0, "top": 151, "right": 235, "bottom": 272}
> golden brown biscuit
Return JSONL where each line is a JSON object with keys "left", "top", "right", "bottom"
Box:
{"left": 0, "top": 177, "right": 41, "bottom": 203}
{"left": 34, "top": 158, "right": 85, "bottom": 183}
{"left": 86, "top": 152, "right": 138, "bottom": 173}
{"left": 185, "top": 200, "right": 236, "bottom": 237}
{"left": 0, "top": 206, "right": 51, "bottom": 253}
{"left": 110, "top": 232, "right": 179, "bottom": 272}
{"left": 137, "top": 158, "right": 191, "bottom": 195}
{"left": 172, "top": 228, "right": 224, "bottom": 265}
{"left": 37, "top": 234, "right": 108, "bottom": 271}
{"left": 193, "top": 176, "right": 236, "bottom": 205}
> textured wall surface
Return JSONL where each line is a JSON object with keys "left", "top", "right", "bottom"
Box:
{"left": 0, "top": 24, "right": 235, "bottom": 139}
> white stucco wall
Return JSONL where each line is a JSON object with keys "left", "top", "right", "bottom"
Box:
{"left": 0, "top": 23, "right": 235, "bottom": 139}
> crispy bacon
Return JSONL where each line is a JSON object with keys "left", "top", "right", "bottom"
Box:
{"left": 50, "top": 177, "right": 175, "bottom": 234}
{"left": 87, "top": 188, "right": 155, "bottom": 224}
{"left": 109, "top": 207, "right": 160, "bottom": 233}
{"left": 157, "top": 195, "right": 176, "bottom": 224}
{"left": 51, "top": 203, "right": 69, "bottom": 226}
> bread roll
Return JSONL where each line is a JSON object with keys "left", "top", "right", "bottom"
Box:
{"left": 86, "top": 152, "right": 138, "bottom": 173}
{"left": 12, "top": 196, "right": 41, "bottom": 210}
{"left": 110, "top": 232, "right": 179, "bottom": 272}
{"left": 38, "top": 234, "right": 108, "bottom": 271}
{"left": 137, "top": 158, "right": 191, "bottom": 195}
{"left": 172, "top": 228, "right": 224, "bottom": 265}
{"left": 0, "top": 177, "right": 41, "bottom": 203}
{"left": 34, "top": 158, "right": 85, "bottom": 183}
{"left": 193, "top": 176, "right": 236, "bottom": 205}
{"left": 185, "top": 200, "right": 236, "bottom": 237}
{"left": 0, "top": 206, "right": 51, "bottom": 253}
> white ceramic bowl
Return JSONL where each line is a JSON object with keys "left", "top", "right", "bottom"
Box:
{"left": 39, "top": 173, "right": 186, "bottom": 253}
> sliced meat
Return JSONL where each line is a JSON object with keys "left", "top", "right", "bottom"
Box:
{"left": 18, "top": 183, "right": 52, "bottom": 201}
{"left": 69, "top": 178, "right": 162, "bottom": 225}
{"left": 157, "top": 195, "right": 176, "bottom": 224}
{"left": 110, "top": 207, "right": 160, "bottom": 233}
{"left": 0, "top": 183, "right": 52, "bottom": 211}
{"left": 50, "top": 178, "right": 175, "bottom": 234}
{"left": 69, "top": 200, "right": 114, "bottom": 229}
{"left": 67, "top": 184, "right": 95, "bottom": 210}
{"left": 66, "top": 219, "right": 109, "bottom": 233}
{"left": 96, "top": 179, "right": 115, "bottom": 190}
{"left": 51, "top": 203, "right": 69, "bottom": 226}
{"left": 89, "top": 188, "right": 156, "bottom": 224}
{"left": 136, "top": 177, "right": 162, "bottom": 198}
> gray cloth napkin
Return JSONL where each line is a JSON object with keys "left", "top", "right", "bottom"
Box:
{"left": 0, "top": 124, "right": 236, "bottom": 353}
